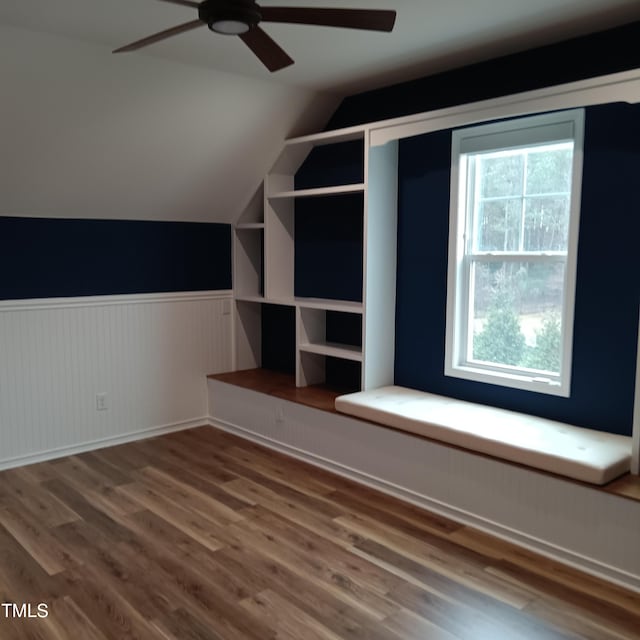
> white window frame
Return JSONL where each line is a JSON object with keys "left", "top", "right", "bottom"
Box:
{"left": 445, "top": 109, "right": 585, "bottom": 397}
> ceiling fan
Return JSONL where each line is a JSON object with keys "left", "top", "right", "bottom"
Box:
{"left": 113, "top": 0, "right": 396, "bottom": 72}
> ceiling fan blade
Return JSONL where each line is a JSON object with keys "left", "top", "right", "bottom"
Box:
{"left": 113, "top": 19, "right": 203, "bottom": 53}
{"left": 157, "top": 0, "right": 200, "bottom": 7}
{"left": 260, "top": 7, "right": 396, "bottom": 32}
{"left": 239, "top": 26, "right": 294, "bottom": 72}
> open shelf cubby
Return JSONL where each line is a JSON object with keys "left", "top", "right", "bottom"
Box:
{"left": 235, "top": 226, "right": 263, "bottom": 299}
{"left": 232, "top": 122, "right": 398, "bottom": 392}
{"left": 298, "top": 307, "right": 362, "bottom": 361}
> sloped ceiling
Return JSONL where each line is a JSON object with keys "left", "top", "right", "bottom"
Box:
{"left": 2, "top": 1, "right": 640, "bottom": 224}
{"left": 0, "top": 25, "right": 338, "bottom": 223}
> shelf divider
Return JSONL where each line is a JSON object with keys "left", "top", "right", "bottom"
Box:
{"left": 299, "top": 341, "right": 362, "bottom": 361}
{"left": 268, "top": 183, "right": 365, "bottom": 200}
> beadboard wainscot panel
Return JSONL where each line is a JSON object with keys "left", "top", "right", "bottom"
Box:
{"left": 208, "top": 378, "right": 640, "bottom": 592}
{"left": 0, "top": 291, "right": 232, "bottom": 468}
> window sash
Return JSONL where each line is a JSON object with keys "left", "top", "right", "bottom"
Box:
{"left": 445, "top": 108, "right": 584, "bottom": 397}
{"left": 459, "top": 255, "right": 568, "bottom": 381}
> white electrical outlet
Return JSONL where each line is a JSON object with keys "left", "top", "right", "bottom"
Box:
{"left": 96, "top": 392, "right": 108, "bottom": 411}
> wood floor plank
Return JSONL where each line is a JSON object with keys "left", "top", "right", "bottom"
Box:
{"left": 451, "top": 526, "right": 640, "bottom": 615}
{"left": 132, "top": 466, "right": 245, "bottom": 526}
{"left": 221, "top": 540, "right": 401, "bottom": 640}
{"left": 137, "top": 457, "right": 251, "bottom": 511}
{"left": 72, "top": 451, "right": 132, "bottom": 486}
{"left": 149, "top": 608, "right": 227, "bottom": 640}
{"left": 232, "top": 509, "right": 401, "bottom": 620}
{"left": 246, "top": 505, "right": 403, "bottom": 596}
{"left": 240, "top": 589, "right": 343, "bottom": 640}
{"left": 381, "top": 607, "right": 461, "bottom": 640}
{"left": 135, "top": 436, "right": 238, "bottom": 484}
{"left": 222, "top": 477, "right": 362, "bottom": 549}
{"left": 54, "top": 565, "right": 169, "bottom": 640}
{"left": 88, "top": 442, "right": 154, "bottom": 473}
{"left": 523, "top": 597, "right": 634, "bottom": 640}
{"left": 9, "top": 462, "right": 59, "bottom": 485}
{"left": 0, "top": 506, "right": 75, "bottom": 576}
{"left": 0, "top": 470, "right": 81, "bottom": 527}
{"left": 355, "top": 539, "right": 572, "bottom": 639}
{"left": 1, "top": 426, "right": 638, "bottom": 640}
{"left": 389, "top": 581, "right": 573, "bottom": 640}
{"left": 50, "top": 456, "right": 123, "bottom": 493}
{"left": 0, "top": 522, "right": 60, "bottom": 603}
{"left": 48, "top": 521, "right": 177, "bottom": 623}
{"left": 115, "top": 482, "right": 230, "bottom": 552}
{"left": 335, "top": 511, "right": 537, "bottom": 609}
{"left": 329, "top": 485, "right": 463, "bottom": 537}
{"left": 42, "top": 597, "right": 110, "bottom": 640}
{"left": 489, "top": 560, "right": 640, "bottom": 640}
{"left": 222, "top": 444, "right": 339, "bottom": 497}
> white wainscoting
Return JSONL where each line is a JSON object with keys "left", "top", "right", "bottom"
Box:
{"left": 0, "top": 291, "right": 233, "bottom": 469}
{"left": 208, "top": 379, "right": 640, "bottom": 593}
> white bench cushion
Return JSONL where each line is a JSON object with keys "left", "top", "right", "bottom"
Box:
{"left": 335, "top": 386, "right": 631, "bottom": 485}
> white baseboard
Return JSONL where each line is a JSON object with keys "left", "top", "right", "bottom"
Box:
{"left": 0, "top": 417, "right": 208, "bottom": 471}
{"left": 207, "top": 416, "right": 640, "bottom": 594}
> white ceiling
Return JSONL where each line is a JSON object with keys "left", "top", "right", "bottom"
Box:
{"left": 0, "top": 25, "right": 338, "bottom": 223}
{"left": 1, "top": 0, "right": 640, "bottom": 95}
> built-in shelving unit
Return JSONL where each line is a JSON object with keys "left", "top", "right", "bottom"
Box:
{"left": 232, "top": 125, "right": 398, "bottom": 390}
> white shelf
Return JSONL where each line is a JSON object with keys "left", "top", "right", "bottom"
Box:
{"left": 268, "top": 183, "right": 365, "bottom": 200}
{"left": 235, "top": 295, "right": 266, "bottom": 304}
{"left": 295, "top": 297, "right": 363, "bottom": 313}
{"left": 283, "top": 127, "right": 366, "bottom": 148}
{"left": 299, "top": 341, "right": 362, "bottom": 362}
{"left": 236, "top": 223, "right": 265, "bottom": 230}
{"left": 237, "top": 295, "right": 298, "bottom": 308}
{"left": 270, "top": 127, "right": 366, "bottom": 175}
{"left": 235, "top": 295, "right": 362, "bottom": 313}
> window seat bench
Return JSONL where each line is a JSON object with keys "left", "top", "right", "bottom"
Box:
{"left": 335, "top": 386, "right": 632, "bottom": 485}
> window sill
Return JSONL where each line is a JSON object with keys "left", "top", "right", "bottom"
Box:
{"left": 445, "top": 363, "right": 570, "bottom": 397}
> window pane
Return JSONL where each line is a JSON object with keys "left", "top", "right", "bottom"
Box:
{"left": 475, "top": 198, "right": 522, "bottom": 251}
{"left": 523, "top": 196, "right": 570, "bottom": 251}
{"left": 478, "top": 153, "right": 523, "bottom": 197}
{"left": 470, "top": 261, "right": 565, "bottom": 374}
{"left": 526, "top": 146, "right": 573, "bottom": 195}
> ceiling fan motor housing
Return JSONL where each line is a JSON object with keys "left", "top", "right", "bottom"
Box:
{"left": 199, "top": 0, "right": 262, "bottom": 33}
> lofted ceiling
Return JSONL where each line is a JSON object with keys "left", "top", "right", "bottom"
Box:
{"left": 1, "top": 0, "right": 640, "bottom": 94}
{"left": 2, "top": 1, "right": 639, "bottom": 226}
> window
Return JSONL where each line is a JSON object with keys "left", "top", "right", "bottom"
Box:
{"left": 445, "top": 110, "right": 584, "bottom": 396}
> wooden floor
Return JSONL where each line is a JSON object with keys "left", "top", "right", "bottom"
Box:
{"left": 1, "top": 427, "right": 639, "bottom": 640}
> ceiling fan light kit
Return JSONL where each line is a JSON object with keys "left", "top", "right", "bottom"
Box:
{"left": 114, "top": 0, "right": 396, "bottom": 71}
{"left": 201, "top": 0, "right": 262, "bottom": 34}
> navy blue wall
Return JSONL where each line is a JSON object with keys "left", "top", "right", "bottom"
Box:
{"left": 261, "top": 303, "right": 296, "bottom": 374}
{"left": 0, "top": 217, "right": 231, "bottom": 299}
{"left": 294, "top": 194, "right": 363, "bottom": 302}
{"left": 327, "top": 20, "right": 640, "bottom": 129}
{"left": 395, "top": 104, "right": 640, "bottom": 436}
{"left": 295, "top": 140, "right": 364, "bottom": 302}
